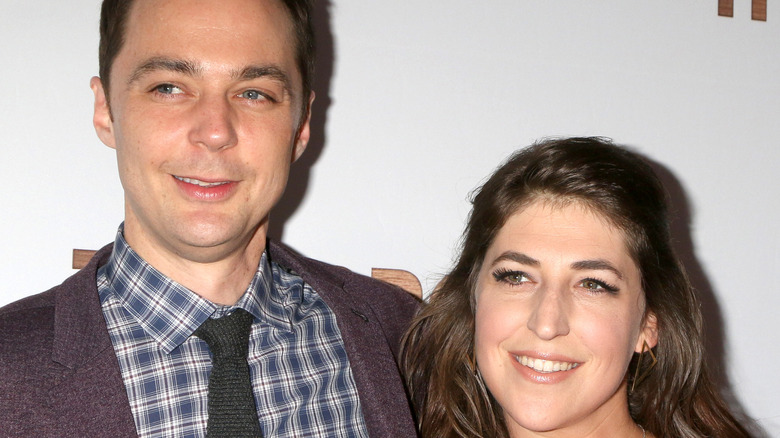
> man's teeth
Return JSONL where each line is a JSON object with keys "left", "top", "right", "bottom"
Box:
{"left": 515, "top": 355, "right": 579, "bottom": 373}
{"left": 175, "top": 176, "right": 229, "bottom": 187}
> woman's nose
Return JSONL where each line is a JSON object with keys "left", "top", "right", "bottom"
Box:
{"left": 526, "top": 286, "right": 570, "bottom": 340}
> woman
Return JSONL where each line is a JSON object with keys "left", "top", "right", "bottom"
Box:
{"left": 401, "top": 137, "right": 751, "bottom": 437}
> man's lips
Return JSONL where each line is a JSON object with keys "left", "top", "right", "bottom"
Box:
{"left": 173, "top": 175, "right": 233, "bottom": 187}
{"left": 172, "top": 175, "right": 238, "bottom": 201}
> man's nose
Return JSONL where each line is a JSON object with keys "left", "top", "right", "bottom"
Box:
{"left": 188, "top": 94, "right": 238, "bottom": 152}
{"left": 526, "top": 285, "right": 570, "bottom": 340}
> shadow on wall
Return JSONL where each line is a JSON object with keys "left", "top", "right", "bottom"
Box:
{"left": 268, "top": 0, "right": 334, "bottom": 243}
{"left": 648, "top": 159, "right": 768, "bottom": 438}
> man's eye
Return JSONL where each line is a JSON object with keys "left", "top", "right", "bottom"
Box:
{"left": 240, "top": 90, "right": 266, "bottom": 100}
{"left": 154, "top": 84, "right": 183, "bottom": 95}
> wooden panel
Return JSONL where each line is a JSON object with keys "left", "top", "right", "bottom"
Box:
{"left": 371, "top": 268, "right": 423, "bottom": 299}
{"left": 719, "top": 0, "right": 734, "bottom": 17}
{"left": 753, "top": 0, "right": 767, "bottom": 21}
{"left": 72, "top": 249, "right": 97, "bottom": 269}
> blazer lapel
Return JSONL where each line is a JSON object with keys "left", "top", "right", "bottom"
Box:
{"left": 335, "top": 276, "right": 419, "bottom": 438}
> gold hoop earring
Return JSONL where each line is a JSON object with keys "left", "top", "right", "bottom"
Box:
{"left": 631, "top": 340, "right": 657, "bottom": 393}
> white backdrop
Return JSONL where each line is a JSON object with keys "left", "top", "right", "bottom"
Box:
{"left": 1, "top": 1, "right": 777, "bottom": 435}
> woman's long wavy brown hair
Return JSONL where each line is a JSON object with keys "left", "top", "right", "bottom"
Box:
{"left": 401, "top": 137, "right": 751, "bottom": 437}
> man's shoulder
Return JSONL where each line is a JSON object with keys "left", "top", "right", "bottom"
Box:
{"left": 266, "top": 240, "right": 421, "bottom": 341}
{"left": 0, "top": 244, "right": 135, "bottom": 435}
{"left": 0, "top": 288, "right": 59, "bottom": 434}
{"left": 0, "top": 244, "right": 112, "bottom": 364}
{"left": 0, "top": 286, "right": 59, "bottom": 382}
{"left": 267, "top": 240, "right": 419, "bottom": 305}
{"left": 0, "top": 283, "right": 58, "bottom": 340}
{"left": 0, "top": 286, "right": 56, "bottom": 319}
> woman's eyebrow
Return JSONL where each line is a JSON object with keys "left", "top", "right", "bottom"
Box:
{"left": 489, "top": 251, "right": 540, "bottom": 267}
{"left": 570, "top": 259, "right": 624, "bottom": 280}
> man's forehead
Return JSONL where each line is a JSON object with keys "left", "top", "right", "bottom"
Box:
{"left": 118, "top": 0, "right": 299, "bottom": 74}
{"left": 123, "top": 0, "right": 295, "bottom": 45}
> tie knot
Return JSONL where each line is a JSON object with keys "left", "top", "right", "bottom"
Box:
{"left": 194, "top": 308, "right": 254, "bottom": 359}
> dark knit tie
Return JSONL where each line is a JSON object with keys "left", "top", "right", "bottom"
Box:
{"left": 194, "top": 309, "right": 263, "bottom": 437}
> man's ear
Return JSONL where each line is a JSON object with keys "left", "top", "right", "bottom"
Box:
{"left": 292, "top": 91, "right": 315, "bottom": 163}
{"left": 90, "top": 76, "right": 116, "bottom": 149}
{"left": 635, "top": 311, "right": 659, "bottom": 352}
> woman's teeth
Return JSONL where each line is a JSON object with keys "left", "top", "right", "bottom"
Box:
{"left": 515, "top": 355, "right": 579, "bottom": 373}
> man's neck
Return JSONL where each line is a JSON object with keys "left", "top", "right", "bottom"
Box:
{"left": 123, "top": 223, "right": 268, "bottom": 306}
{"left": 162, "top": 247, "right": 265, "bottom": 305}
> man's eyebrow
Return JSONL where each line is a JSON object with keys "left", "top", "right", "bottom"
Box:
{"left": 489, "top": 251, "right": 540, "bottom": 267}
{"left": 570, "top": 259, "right": 624, "bottom": 280}
{"left": 235, "top": 65, "right": 293, "bottom": 95}
{"left": 128, "top": 57, "right": 202, "bottom": 85}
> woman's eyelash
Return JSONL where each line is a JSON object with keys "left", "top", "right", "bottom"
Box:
{"left": 491, "top": 268, "right": 529, "bottom": 285}
{"left": 580, "top": 277, "right": 619, "bottom": 294}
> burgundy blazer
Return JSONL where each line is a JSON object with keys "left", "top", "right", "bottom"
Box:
{"left": 0, "top": 240, "right": 420, "bottom": 437}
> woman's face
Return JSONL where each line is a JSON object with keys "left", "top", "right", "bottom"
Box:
{"left": 474, "top": 200, "right": 657, "bottom": 435}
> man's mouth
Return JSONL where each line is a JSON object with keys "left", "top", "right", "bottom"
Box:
{"left": 514, "top": 355, "right": 580, "bottom": 373}
{"left": 174, "top": 176, "right": 231, "bottom": 188}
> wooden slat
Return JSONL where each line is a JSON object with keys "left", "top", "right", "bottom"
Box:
{"left": 753, "top": 0, "right": 767, "bottom": 21}
{"left": 719, "top": 0, "right": 734, "bottom": 17}
{"left": 371, "top": 268, "right": 423, "bottom": 299}
{"left": 72, "top": 249, "right": 97, "bottom": 269}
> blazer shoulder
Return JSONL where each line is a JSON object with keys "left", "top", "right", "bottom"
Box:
{"left": 0, "top": 287, "right": 58, "bottom": 395}
{"left": 267, "top": 240, "right": 421, "bottom": 347}
{"left": 0, "top": 287, "right": 57, "bottom": 348}
{"left": 0, "top": 285, "right": 56, "bottom": 319}
{"left": 0, "top": 244, "right": 112, "bottom": 368}
{"left": 267, "top": 240, "right": 420, "bottom": 311}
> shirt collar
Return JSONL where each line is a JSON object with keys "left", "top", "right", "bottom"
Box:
{"left": 101, "top": 225, "right": 294, "bottom": 354}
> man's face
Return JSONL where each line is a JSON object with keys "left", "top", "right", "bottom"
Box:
{"left": 91, "top": 0, "right": 312, "bottom": 264}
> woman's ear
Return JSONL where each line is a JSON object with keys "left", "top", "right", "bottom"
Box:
{"left": 636, "top": 311, "right": 659, "bottom": 352}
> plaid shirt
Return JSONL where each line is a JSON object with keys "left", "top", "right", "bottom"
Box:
{"left": 97, "top": 228, "right": 368, "bottom": 438}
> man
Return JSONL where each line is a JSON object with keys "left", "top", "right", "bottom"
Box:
{"left": 0, "top": 0, "right": 419, "bottom": 436}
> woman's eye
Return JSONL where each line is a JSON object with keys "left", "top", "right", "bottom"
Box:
{"left": 579, "top": 278, "right": 619, "bottom": 294}
{"left": 581, "top": 280, "right": 602, "bottom": 290}
{"left": 492, "top": 270, "right": 529, "bottom": 285}
{"left": 154, "top": 84, "right": 183, "bottom": 95}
